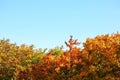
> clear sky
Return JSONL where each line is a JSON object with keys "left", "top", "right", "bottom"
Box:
{"left": 0, "top": 0, "right": 120, "bottom": 49}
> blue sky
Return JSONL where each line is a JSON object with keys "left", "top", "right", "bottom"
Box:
{"left": 0, "top": 0, "right": 120, "bottom": 49}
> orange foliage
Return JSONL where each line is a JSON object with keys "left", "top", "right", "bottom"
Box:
{"left": 0, "top": 33, "right": 120, "bottom": 80}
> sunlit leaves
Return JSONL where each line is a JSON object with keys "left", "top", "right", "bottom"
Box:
{"left": 0, "top": 33, "right": 120, "bottom": 79}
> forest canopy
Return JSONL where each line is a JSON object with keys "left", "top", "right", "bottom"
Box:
{"left": 0, "top": 33, "right": 120, "bottom": 80}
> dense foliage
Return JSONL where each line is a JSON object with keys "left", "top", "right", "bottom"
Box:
{"left": 0, "top": 33, "right": 120, "bottom": 80}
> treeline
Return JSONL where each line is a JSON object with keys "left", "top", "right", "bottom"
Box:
{"left": 0, "top": 33, "right": 120, "bottom": 80}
